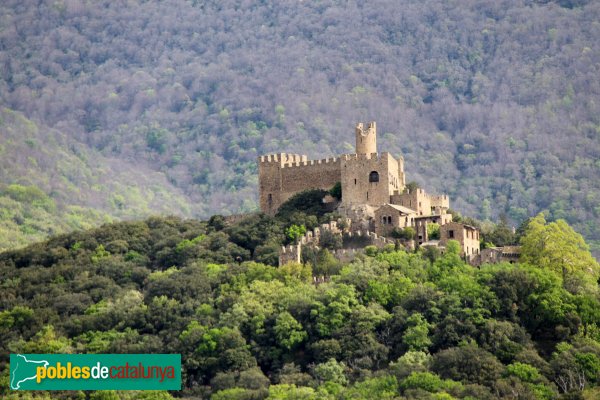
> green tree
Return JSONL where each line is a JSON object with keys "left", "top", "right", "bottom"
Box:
{"left": 329, "top": 182, "right": 342, "bottom": 200}
{"left": 285, "top": 224, "right": 307, "bottom": 244}
{"left": 389, "top": 351, "right": 431, "bottom": 379}
{"left": 405, "top": 181, "right": 420, "bottom": 194}
{"left": 275, "top": 311, "right": 308, "bottom": 350}
{"left": 402, "top": 313, "right": 432, "bottom": 351}
{"left": 312, "top": 359, "right": 347, "bottom": 385}
{"left": 520, "top": 213, "right": 600, "bottom": 278}
{"left": 427, "top": 223, "right": 440, "bottom": 240}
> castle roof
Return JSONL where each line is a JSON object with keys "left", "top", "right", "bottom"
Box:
{"left": 377, "top": 203, "right": 416, "bottom": 215}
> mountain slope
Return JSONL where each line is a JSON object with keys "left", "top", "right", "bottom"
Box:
{"left": 0, "top": 108, "right": 191, "bottom": 251}
{"left": 0, "top": 0, "right": 599, "bottom": 252}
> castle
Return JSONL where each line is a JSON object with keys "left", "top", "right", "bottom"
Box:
{"left": 259, "top": 122, "right": 481, "bottom": 262}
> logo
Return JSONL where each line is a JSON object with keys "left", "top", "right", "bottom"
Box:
{"left": 10, "top": 354, "right": 181, "bottom": 390}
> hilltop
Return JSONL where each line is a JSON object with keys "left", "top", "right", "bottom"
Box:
{"left": 1, "top": 0, "right": 599, "bottom": 254}
{"left": 0, "top": 208, "right": 599, "bottom": 398}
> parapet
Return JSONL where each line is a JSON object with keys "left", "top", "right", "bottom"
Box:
{"left": 259, "top": 153, "right": 308, "bottom": 164}
{"left": 340, "top": 152, "right": 396, "bottom": 162}
{"left": 280, "top": 156, "right": 340, "bottom": 168}
{"left": 279, "top": 243, "right": 301, "bottom": 265}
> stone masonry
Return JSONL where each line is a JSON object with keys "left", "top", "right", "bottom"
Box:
{"left": 261, "top": 121, "right": 481, "bottom": 261}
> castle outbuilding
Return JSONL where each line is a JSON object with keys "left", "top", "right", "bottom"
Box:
{"left": 259, "top": 121, "right": 480, "bottom": 259}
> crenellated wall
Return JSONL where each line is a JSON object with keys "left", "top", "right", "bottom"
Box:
{"left": 259, "top": 154, "right": 341, "bottom": 215}
{"left": 279, "top": 244, "right": 301, "bottom": 265}
{"left": 280, "top": 157, "right": 341, "bottom": 200}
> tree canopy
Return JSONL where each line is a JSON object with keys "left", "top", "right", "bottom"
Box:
{"left": 1, "top": 213, "right": 600, "bottom": 398}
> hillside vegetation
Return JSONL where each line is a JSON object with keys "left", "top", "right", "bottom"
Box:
{"left": 1, "top": 0, "right": 599, "bottom": 253}
{"left": 0, "top": 208, "right": 599, "bottom": 399}
{"left": 0, "top": 108, "right": 192, "bottom": 251}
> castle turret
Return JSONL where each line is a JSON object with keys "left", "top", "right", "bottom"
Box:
{"left": 355, "top": 121, "right": 377, "bottom": 154}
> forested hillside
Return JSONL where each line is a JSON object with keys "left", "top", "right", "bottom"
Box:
{"left": 1, "top": 0, "right": 599, "bottom": 252}
{"left": 0, "top": 108, "right": 191, "bottom": 251}
{"left": 1, "top": 209, "right": 599, "bottom": 399}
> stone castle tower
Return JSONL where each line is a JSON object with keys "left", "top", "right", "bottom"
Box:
{"left": 355, "top": 121, "right": 377, "bottom": 154}
{"left": 258, "top": 121, "right": 409, "bottom": 215}
{"left": 260, "top": 121, "right": 480, "bottom": 265}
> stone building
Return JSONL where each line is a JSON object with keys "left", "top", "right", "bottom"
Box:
{"left": 440, "top": 222, "right": 480, "bottom": 260}
{"left": 259, "top": 122, "right": 406, "bottom": 215}
{"left": 374, "top": 204, "right": 416, "bottom": 236}
{"left": 413, "top": 213, "right": 454, "bottom": 245}
{"left": 260, "top": 121, "right": 480, "bottom": 258}
{"left": 475, "top": 246, "right": 521, "bottom": 266}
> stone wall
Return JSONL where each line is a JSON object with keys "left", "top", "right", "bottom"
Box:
{"left": 277, "top": 220, "right": 394, "bottom": 266}
{"left": 280, "top": 157, "right": 341, "bottom": 206}
{"left": 259, "top": 153, "right": 340, "bottom": 215}
{"left": 340, "top": 152, "right": 403, "bottom": 207}
{"left": 279, "top": 244, "right": 301, "bottom": 265}
{"left": 440, "top": 222, "right": 480, "bottom": 259}
{"left": 391, "top": 189, "right": 449, "bottom": 216}
{"left": 332, "top": 248, "right": 364, "bottom": 263}
{"left": 343, "top": 230, "right": 393, "bottom": 249}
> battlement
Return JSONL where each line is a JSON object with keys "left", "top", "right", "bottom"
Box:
{"left": 281, "top": 244, "right": 301, "bottom": 254}
{"left": 343, "top": 230, "right": 393, "bottom": 248}
{"left": 259, "top": 120, "right": 412, "bottom": 215}
{"left": 340, "top": 151, "right": 390, "bottom": 161}
{"left": 279, "top": 220, "right": 346, "bottom": 266}
{"left": 356, "top": 121, "right": 376, "bottom": 133}
{"left": 279, "top": 243, "right": 301, "bottom": 265}
{"left": 259, "top": 153, "right": 308, "bottom": 164}
{"left": 280, "top": 156, "right": 340, "bottom": 168}
{"left": 332, "top": 248, "right": 364, "bottom": 263}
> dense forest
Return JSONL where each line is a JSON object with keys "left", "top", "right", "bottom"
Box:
{"left": 0, "top": 0, "right": 599, "bottom": 254}
{"left": 0, "top": 108, "right": 191, "bottom": 250}
{"left": 1, "top": 193, "right": 600, "bottom": 399}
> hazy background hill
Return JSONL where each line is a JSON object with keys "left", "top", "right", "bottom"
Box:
{"left": 1, "top": 0, "right": 599, "bottom": 253}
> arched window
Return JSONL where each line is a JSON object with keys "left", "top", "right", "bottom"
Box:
{"left": 369, "top": 171, "right": 379, "bottom": 182}
{"left": 387, "top": 216, "right": 392, "bottom": 224}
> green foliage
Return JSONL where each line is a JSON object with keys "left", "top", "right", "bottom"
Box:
{"left": 390, "top": 351, "right": 432, "bottom": 379}
{"left": 405, "top": 182, "right": 420, "bottom": 194}
{"left": 392, "top": 226, "right": 416, "bottom": 240}
{"left": 91, "top": 244, "right": 110, "bottom": 263}
{"left": 520, "top": 213, "right": 600, "bottom": 277}
{"left": 312, "top": 359, "right": 347, "bottom": 385}
{"left": 275, "top": 312, "right": 308, "bottom": 350}
{"left": 399, "top": 371, "right": 449, "bottom": 393}
{"left": 427, "top": 223, "right": 440, "bottom": 240}
{"left": 276, "top": 190, "right": 330, "bottom": 220}
{"left": 505, "top": 362, "right": 542, "bottom": 383}
{"left": 329, "top": 182, "right": 342, "bottom": 200}
{"left": 403, "top": 313, "right": 432, "bottom": 351}
{"left": 0, "top": 214, "right": 598, "bottom": 397}
{"left": 176, "top": 234, "right": 206, "bottom": 252}
{"left": 285, "top": 225, "right": 307, "bottom": 244}
{"left": 266, "top": 384, "right": 317, "bottom": 400}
